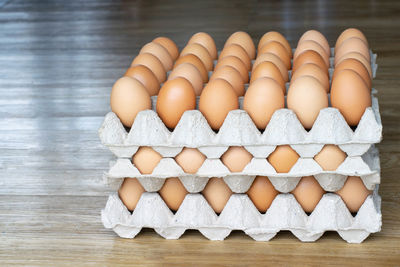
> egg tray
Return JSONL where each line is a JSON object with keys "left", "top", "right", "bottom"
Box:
{"left": 101, "top": 186, "right": 381, "bottom": 243}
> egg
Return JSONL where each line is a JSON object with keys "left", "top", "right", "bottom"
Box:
{"left": 139, "top": 42, "right": 173, "bottom": 71}
{"left": 202, "top": 178, "right": 232, "bottom": 213}
{"left": 252, "top": 53, "right": 288, "bottom": 82}
{"left": 174, "top": 54, "right": 209, "bottom": 82}
{"left": 210, "top": 65, "right": 245, "bottom": 96}
{"left": 298, "top": 30, "right": 330, "bottom": 57}
{"left": 314, "top": 145, "right": 347, "bottom": 171}
{"left": 331, "top": 69, "right": 371, "bottom": 126}
{"left": 110, "top": 77, "right": 151, "bottom": 127}
{"left": 219, "top": 44, "right": 251, "bottom": 70}
{"left": 334, "top": 51, "right": 372, "bottom": 78}
{"left": 118, "top": 178, "right": 145, "bottom": 211}
{"left": 247, "top": 176, "right": 279, "bottom": 213}
{"left": 291, "top": 176, "right": 325, "bottom": 213}
{"left": 188, "top": 32, "right": 218, "bottom": 60}
{"left": 199, "top": 78, "right": 239, "bottom": 130}
{"left": 250, "top": 61, "right": 285, "bottom": 92}
{"left": 158, "top": 178, "right": 188, "bottom": 211}
{"left": 221, "top": 146, "right": 253, "bottom": 172}
{"left": 224, "top": 31, "right": 256, "bottom": 59}
{"left": 335, "top": 176, "right": 372, "bottom": 213}
{"left": 258, "top": 41, "right": 291, "bottom": 69}
{"left": 175, "top": 147, "right": 206, "bottom": 174}
{"left": 181, "top": 43, "right": 213, "bottom": 71}
{"left": 131, "top": 53, "right": 166, "bottom": 83}
{"left": 156, "top": 77, "right": 196, "bottom": 129}
{"left": 267, "top": 145, "right": 299, "bottom": 173}
{"left": 292, "top": 50, "right": 328, "bottom": 73}
{"left": 290, "top": 63, "right": 329, "bottom": 93}
{"left": 335, "top": 28, "right": 368, "bottom": 51}
{"left": 215, "top": 55, "right": 249, "bottom": 83}
{"left": 124, "top": 65, "right": 160, "bottom": 96}
{"left": 333, "top": 58, "right": 371, "bottom": 89}
{"left": 335, "top": 37, "right": 370, "bottom": 63}
{"left": 243, "top": 77, "right": 285, "bottom": 129}
{"left": 287, "top": 75, "right": 328, "bottom": 129}
{"left": 294, "top": 40, "right": 330, "bottom": 68}
{"left": 153, "top": 36, "right": 179, "bottom": 60}
{"left": 258, "top": 31, "right": 292, "bottom": 58}
{"left": 132, "top": 146, "right": 162, "bottom": 174}
{"left": 168, "top": 63, "right": 204, "bottom": 95}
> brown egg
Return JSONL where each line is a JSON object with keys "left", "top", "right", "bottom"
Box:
{"left": 267, "top": 145, "right": 299, "bottom": 173}
{"left": 247, "top": 176, "right": 279, "bottom": 213}
{"left": 252, "top": 53, "right": 289, "bottom": 82}
{"left": 336, "top": 176, "right": 372, "bottom": 213}
{"left": 290, "top": 63, "right": 330, "bottom": 93}
{"left": 333, "top": 58, "right": 371, "bottom": 89}
{"left": 175, "top": 147, "right": 206, "bottom": 174}
{"left": 181, "top": 43, "right": 213, "bottom": 71}
{"left": 215, "top": 56, "right": 249, "bottom": 83}
{"left": 140, "top": 42, "right": 173, "bottom": 71}
{"left": 250, "top": 61, "right": 286, "bottom": 93}
{"left": 110, "top": 77, "right": 151, "bottom": 127}
{"left": 335, "top": 37, "right": 370, "bottom": 63}
{"left": 174, "top": 54, "right": 209, "bottom": 82}
{"left": 298, "top": 30, "right": 330, "bottom": 57}
{"left": 334, "top": 51, "right": 372, "bottom": 78}
{"left": 132, "top": 146, "right": 162, "bottom": 174}
{"left": 124, "top": 65, "right": 160, "bottom": 96}
{"left": 258, "top": 31, "right": 292, "bottom": 58}
{"left": 294, "top": 40, "right": 330, "bottom": 68}
{"left": 153, "top": 37, "right": 179, "bottom": 60}
{"left": 210, "top": 65, "right": 245, "bottom": 96}
{"left": 219, "top": 44, "right": 251, "bottom": 70}
{"left": 258, "top": 41, "right": 291, "bottom": 69}
{"left": 168, "top": 63, "right": 204, "bottom": 95}
{"left": 118, "top": 178, "right": 145, "bottom": 211}
{"left": 243, "top": 77, "right": 285, "bottom": 129}
{"left": 314, "top": 145, "right": 347, "bottom": 171}
{"left": 331, "top": 69, "right": 371, "bottom": 126}
{"left": 131, "top": 53, "right": 166, "bottom": 83}
{"left": 292, "top": 50, "right": 328, "bottom": 74}
{"left": 225, "top": 31, "right": 256, "bottom": 59}
{"left": 202, "top": 178, "right": 232, "bottom": 213}
{"left": 199, "top": 78, "right": 239, "bottom": 130}
{"left": 188, "top": 32, "right": 218, "bottom": 60}
{"left": 287, "top": 76, "right": 328, "bottom": 129}
{"left": 291, "top": 176, "right": 325, "bottom": 213}
{"left": 221, "top": 146, "right": 253, "bottom": 172}
{"left": 335, "top": 28, "right": 368, "bottom": 51}
{"left": 158, "top": 178, "right": 188, "bottom": 211}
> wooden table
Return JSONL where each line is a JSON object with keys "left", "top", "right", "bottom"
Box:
{"left": 1, "top": 0, "right": 399, "bottom": 265}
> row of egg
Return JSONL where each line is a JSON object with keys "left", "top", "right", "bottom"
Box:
{"left": 118, "top": 175, "right": 372, "bottom": 215}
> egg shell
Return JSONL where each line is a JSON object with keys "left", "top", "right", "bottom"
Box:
{"left": 292, "top": 50, "right": 328, "bottom": 74}
{"left": 118, "top": 178, "right": 145, "bottom": 211}
{"left": 331, "top": 69, "right": 371, "bottom": 126}
{"left": 132, "top": 146, "right": 162, "bottom": 174}
{"left": 250, "top": 61, "right": 286, "bottom": 93}
{"left": 335, "top": 37, "right": 370, "bottom": 63}
{"left": 124, "top": 65, "right": 160, "bottom": 96}
{"left": 252, "top": 53, "right": 288, "bottom": 82}
{"left": 198, "top": 78, "right": 239, "bottom": 130}
{"left": 175, "top": 147, "right": 206, "bottom": 174}
{"left": 267, "top": 145, "right": 300, "bottom": 173}
{"left": 291, "top": 176, "right": 325, "bottom": 213}
{"left": 156, "top": 77, "right": 196, "bottom": 129}
{"left": 224, "top": 31, "right": 256, "bottom": 59}
{"left": 333, "top": 58, "right": 371, "bottom": 89}
{"left": 290, "top": 63, "right": 329, "bottom": 93}
{"left": 140, "top": 42, "right": 174, "bottom": 71}
{"left": 210, "top": 65, "right": 245, "bottom": 96}
{"left": 174, "top": 54, "right": 209, "bottom": 82}
{"left": 188, "top": 32, "right": 218, "bottom": 60}
{"left": 335, "top": 28, "right": 368, "bottom": 51}
{"left": 298, "top": 30, "right": 330, "bottom": 57}
{"left": 335, "top": 176, "right": 372, "bottom": 213}
{"left": 335, "top": 51, "right": 372, "bottom": 78}
{"left": 215, "top": 55, "right": 249, "bottom": 83}
{"left": 258, "top": 31, "right": 292, "bottom": 58}
{"left": 219, "top": 44, "right": 252, "bottom": 70}
{"left": 153, "top": 37, "right": 179, "bottom": 60}
{"left": 158, "top": 178, "right": 188, "bottom": 211}
{"left": 202, "top": 178, "right": 233, "bottom": 213}
{"left": 221, "top": 146, "right": 253, "bottom": 173}
{"left": 181, "top": 43, "right": 213, "bottom": 71}
{"left": 294, "top": 40, "right": 330, "bottom": 68}
{"left": 131, "top": 53, "right": 167, "bottom": 83}
{"left": 168, "top": 63, "right": 204, "bottom": 96}
{"left": 247, "top": 176, "right": 279, "bottom": 213}
{"left": 258, "top": 41, "right": 291, "bottom": 69}
{"left": 110, "top": 77, "right": 151, "bottom": 128}
{"left": 314, "top": 145, "right": 347, "bottom": 171}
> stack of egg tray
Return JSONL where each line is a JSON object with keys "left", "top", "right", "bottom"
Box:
{"left": 100, "top": 49, "right": 381, "bottom": 243}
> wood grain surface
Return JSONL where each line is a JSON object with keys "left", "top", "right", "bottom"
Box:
{"left": 0, "top": 0, "right": 399, "bottom": 266}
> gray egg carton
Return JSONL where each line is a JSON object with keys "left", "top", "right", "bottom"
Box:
{"left": 101, "top": 186, "right": 381, "bottom": 243}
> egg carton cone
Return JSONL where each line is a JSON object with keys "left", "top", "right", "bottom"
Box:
{"left": 101, "top": 186, "right": 381, "bottom": 243}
